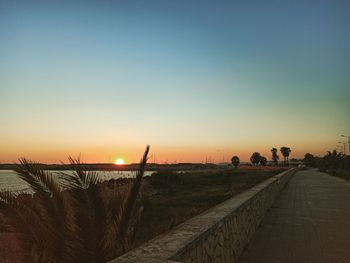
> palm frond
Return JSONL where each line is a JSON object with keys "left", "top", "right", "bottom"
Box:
{"left": 60, "top": 156, "right": 108, "bottom": 262}
{"left": 12, "top": 159, "right": 81, "bottom": 262}
{"left": 113, "top": 145, "right": 150, "bottom": 249}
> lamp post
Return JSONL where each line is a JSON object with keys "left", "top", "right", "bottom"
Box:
{"left": 341, "top": 135, "right": 350, "bottom": 155}
{"left": 338, "top": 142, "right": 346, "bottom": 154}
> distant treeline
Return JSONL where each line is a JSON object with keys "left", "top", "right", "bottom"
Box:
{"left": 0, "top": 162, "right": 219, "bottom": 171}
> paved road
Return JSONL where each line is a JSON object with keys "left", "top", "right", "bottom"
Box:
{"left": 239, "top": 169, "right": 350, "bottom": 263}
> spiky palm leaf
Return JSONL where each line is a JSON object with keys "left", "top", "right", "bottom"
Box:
{"left": 102, "top": 145, "right": 150, "bottom": 257}
{"left": 12, "top": 159, "right": 80, "bottom": 262}
{"left": 59, "top": 157, "right": 108, "bottom": 262}
{"left": 117, "top": 145, "right": 149, "bottom": 239}
{"left": 0, "top": 146, "right": 150, "bottom": 262}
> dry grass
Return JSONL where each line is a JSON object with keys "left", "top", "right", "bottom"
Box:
{"left": 131, "top": 167, "right": 287, "bottom": 251}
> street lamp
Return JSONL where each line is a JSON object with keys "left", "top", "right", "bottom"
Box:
{"left": 341, "top": 135, "right": 350, "bottom": 154}
{"left": 338, "top": 142, "right": 346, "bottom": 154}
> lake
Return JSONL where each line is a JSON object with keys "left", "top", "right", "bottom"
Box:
{"left": 0, "top": 170, "right": 155, "bottom": 192}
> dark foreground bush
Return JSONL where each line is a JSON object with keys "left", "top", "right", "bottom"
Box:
{"left": 149, "top": 170, "right": 184, "bottom": 187}
{"left": 0, "top": 146, "right": 150, "bottom": 263}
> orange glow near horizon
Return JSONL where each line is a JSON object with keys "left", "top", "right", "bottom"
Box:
{"left": 0, "top": 140, "right": 340, "bottom": 164}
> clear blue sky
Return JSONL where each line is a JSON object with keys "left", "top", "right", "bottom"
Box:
{"left": 1, "top": 0, "right": 349, "bottom": 163}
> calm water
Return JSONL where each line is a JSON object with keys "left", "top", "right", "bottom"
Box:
{"left": 0, "top": 170, "right": 155, "bottom": 192}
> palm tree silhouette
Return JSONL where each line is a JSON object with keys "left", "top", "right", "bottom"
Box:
{"left": 0, "top": 146, "right": 150, "bottom": 262}
{"left": 271, "top": 148, "right": 279, "bottom": 166}
{"left": 280, "top": 147, "right": 291, "bottom": 164}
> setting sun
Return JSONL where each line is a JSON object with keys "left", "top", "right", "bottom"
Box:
{"left": 115, "top": 158, "right": 125, "bottom": 165}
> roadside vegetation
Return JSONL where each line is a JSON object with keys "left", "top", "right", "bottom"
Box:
{"left": 133, "top": 166, "right": 287, "bottom": 251}
{"left": 304, "top": 150, "right": 350, "bottom": 181}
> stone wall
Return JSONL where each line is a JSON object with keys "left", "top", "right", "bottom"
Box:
{"left": 110, "top": 168, "right": 298, "bottom": 263}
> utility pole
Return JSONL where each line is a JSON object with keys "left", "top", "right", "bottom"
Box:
{"left": 341, "top": 135, "right": 350, "bottom": 155}
{"left": 338, "top": 142, "right": 346, "bottom": 154}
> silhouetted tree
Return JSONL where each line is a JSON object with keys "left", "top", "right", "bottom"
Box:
{"left": 250, "top": 152, "right": 261, "bottom": 166}
{"left": 323, "top": 150, "right": 344, "bottom": 175}
{"left": 304, "top": 153, "right": 315, "bottom": 167}
{"left": 260, "top": 156, "right": 267, "bottom": 166}
{"left": 271, "top": 148, "right": 279, "bottom": 166}
{"left": 231, "top": 156, "right": 240, "bottom": 168}
{"left": 280, "top": 147, "right": 291, "bottom": 164}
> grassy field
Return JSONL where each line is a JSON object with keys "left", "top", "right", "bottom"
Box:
{"left": 130, "top": 166, "right": 288, "bottom": 252}
{"left": 0, "top": 166, "right": 288, "bottom": 261}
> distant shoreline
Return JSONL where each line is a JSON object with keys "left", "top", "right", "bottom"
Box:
{"left": 0, "top": 161, "right": 303, "bottom": 172}
{"left": 0, "top": 162, "right": 223, "bottom": 171}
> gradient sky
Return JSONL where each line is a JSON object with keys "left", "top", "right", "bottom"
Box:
{"left": 1, "top": 0, "right": 349, "bottom": 163}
